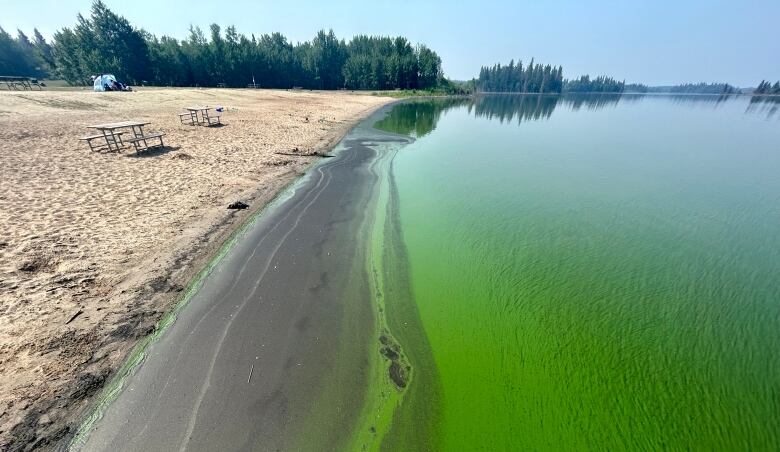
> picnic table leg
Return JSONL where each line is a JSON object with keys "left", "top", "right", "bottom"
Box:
{"left": 140, "top": 126, "right": 149, "bottom": 149}
{"left": 110, "top": 131, "right": 121, "bottom": 151}
{"left": 190, "top": 110, "right": 198, "bottom": 125}
{"left": 130, "top": 126, "right": 140, "bottom": 153}
{"left": 100, "top": 129, "right": 114, "bottom": 151}
{"left": 109, "top": 131, "right": 119, "bottom": 151}
{"left": 135, "top": 125, "right": 150, "bottom": 152}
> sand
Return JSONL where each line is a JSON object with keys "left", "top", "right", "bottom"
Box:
{"left": 0, "top": 88, "right": 392, "bottom": 450}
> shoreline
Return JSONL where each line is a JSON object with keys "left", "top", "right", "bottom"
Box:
{"left": 0, "top": 89, "right": 394, "bottom": 450}
{"left": 74, "top": 103, "right": 397, "bottom": 451}
{"left": 70, "top": 98, "right": 395, "bottom": 448}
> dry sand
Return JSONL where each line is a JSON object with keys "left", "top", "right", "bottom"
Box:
{"left": 0, "top": 88, "right": 392, "bottom": 450}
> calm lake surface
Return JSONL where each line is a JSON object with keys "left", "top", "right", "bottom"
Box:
{"left": 373, "top": 95, "right": 780, "bottom": 450}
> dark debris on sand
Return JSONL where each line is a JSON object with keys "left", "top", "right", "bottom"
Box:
{"left": 227, "top": 201, "right": 249, "bottom": 210}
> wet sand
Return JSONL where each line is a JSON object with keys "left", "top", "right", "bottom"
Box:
{"left": 75, "top": 122, "right": 403, "bottom": 450}
{"left": 0, "top": 88, "right": 392, "bottom": 450}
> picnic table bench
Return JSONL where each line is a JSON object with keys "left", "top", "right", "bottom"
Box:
{"left": 127, "top": 132, "right": 165, "bottom": 151}
{"left": 79, "top": 131, "right": 125, "bottom": 152}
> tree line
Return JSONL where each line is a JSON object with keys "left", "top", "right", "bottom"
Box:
{"left": 624, "top": 83, "right": 649, "bottom": 93}
{"left": 4, "top": 0, "right": 443, "bottom": 90}
{"left": 629, "top": 83, "right": 739, "bottom": 94}
{"left": 476, "top": 60, "right": 564, "bottom": 93}
{"left": 563, "top": 75, "right": 625, "bottom": 93}
{"left": 476, "top": 62, "right": 638, "bottom": 94}
{"left": 754, "top": 80, "right": 780, "bottom": 95}
{"left": 0, "top": 27, "right": 54, "bottom": 78}
{"left": 658, "top": 83, "right": 738, "bottom": 94}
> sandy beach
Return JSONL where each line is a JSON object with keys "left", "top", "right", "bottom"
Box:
{"left": 0, "top": 88, "right": 391, "bottom": 450}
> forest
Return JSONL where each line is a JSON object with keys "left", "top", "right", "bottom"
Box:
{"left": 647, "top": 83, "right": 739, "bottom": 94}
{"left": 476, "top": 60, "right": 564, "bottom": 93}
{"left": 562, "top": 75, "right": 625, "bottom": 93}
{"left": 476, "top": 62, "right": 632, "bottom": 94}
{"left": 753, "top": 80, "right": 780, "bottom": 95}
{"left": 0, "top": 0, "right": 443, "bottom": 90}
{"left": 0, "top": 27, "right": 52, "bottom": 79}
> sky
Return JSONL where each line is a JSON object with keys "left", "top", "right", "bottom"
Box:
{"left": 3, "top": 0, "right": 778, "bottom": 86}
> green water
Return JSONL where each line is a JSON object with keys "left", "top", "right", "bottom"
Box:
{"left": 373, "top": 95, "right": 780, "bottom": 450}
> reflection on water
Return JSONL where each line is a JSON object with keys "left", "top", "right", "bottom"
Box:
{"left": 374, "top": 94, "right": 779, "bottom": 138}
{"left": 664, "top": 93, "right": 738, "bottom": 106}
{"left": 747, "top": 95, "right": 780, "bottom": 119}
{"left": 468, "top": 94, "right": 556, "bottom": 123}
{"left": 372, "top": 98, "right": 466, "bottom": 138}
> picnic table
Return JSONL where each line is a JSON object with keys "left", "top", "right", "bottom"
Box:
{"left": 0, "top": 76, "right": 44, "bottom": 90}
{"left": 180, "top": 106, "right": 221, "bottom": 126}
{"left": 84, "top": 120, "right": 164, "bottom": 153}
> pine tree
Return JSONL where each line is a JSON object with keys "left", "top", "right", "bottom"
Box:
{"left": 32, "top": 29, "right": 55, "bottom": 73}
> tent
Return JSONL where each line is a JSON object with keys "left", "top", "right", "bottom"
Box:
{"left": 93, "top": 74, "right": 118, "bottom": 92}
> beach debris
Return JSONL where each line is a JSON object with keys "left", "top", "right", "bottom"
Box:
{"left": 247, "top": 364, "right": 254, "bottom": 383}
{"left": 228, "top": 201, "right": 249, "bottom": 210}
{"left": 65, "top": 310, "right": 83, "bottom": 325}
{"left": 275, "top": 150, "right": 332, "bottom": 158}
{"left": 267, "top": 159, "right": 293, "bottom": 167}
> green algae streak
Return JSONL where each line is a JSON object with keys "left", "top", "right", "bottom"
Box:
{"left": 340, "top": 130, "right": 443, "bottom": 452}
{"left": 372, "top": 95, "right": 780, "bottom": 450}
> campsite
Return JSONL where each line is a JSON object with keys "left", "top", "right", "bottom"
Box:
{"left": 91, "top": 74, "right": 131, "bottom": 92}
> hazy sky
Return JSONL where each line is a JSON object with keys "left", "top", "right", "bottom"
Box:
{"left": 3, "top": 0, "right": 778, "bottom": 86}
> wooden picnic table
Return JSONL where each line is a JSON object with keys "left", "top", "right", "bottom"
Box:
{"left": 86, "top": 121, "right": 151, "bottom": 152}
{"left": 184, "top": 106, "right": 212, "bottom": 125}
{"left": 0, "top": 76, "right": 43, "bottom": 90}
{"left": 182, "top": 106, "right": 222, "bottom": 126}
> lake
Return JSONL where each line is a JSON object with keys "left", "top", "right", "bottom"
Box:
{"left": 368, "top": 94, "right": 780, "bottom": 450}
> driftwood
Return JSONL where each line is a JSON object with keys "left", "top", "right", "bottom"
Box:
{"left": 274, "top": 151, "right": 334, "bottom": 158}
{"left": 65, "top": 310, "right": 84, "bottom": 325}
